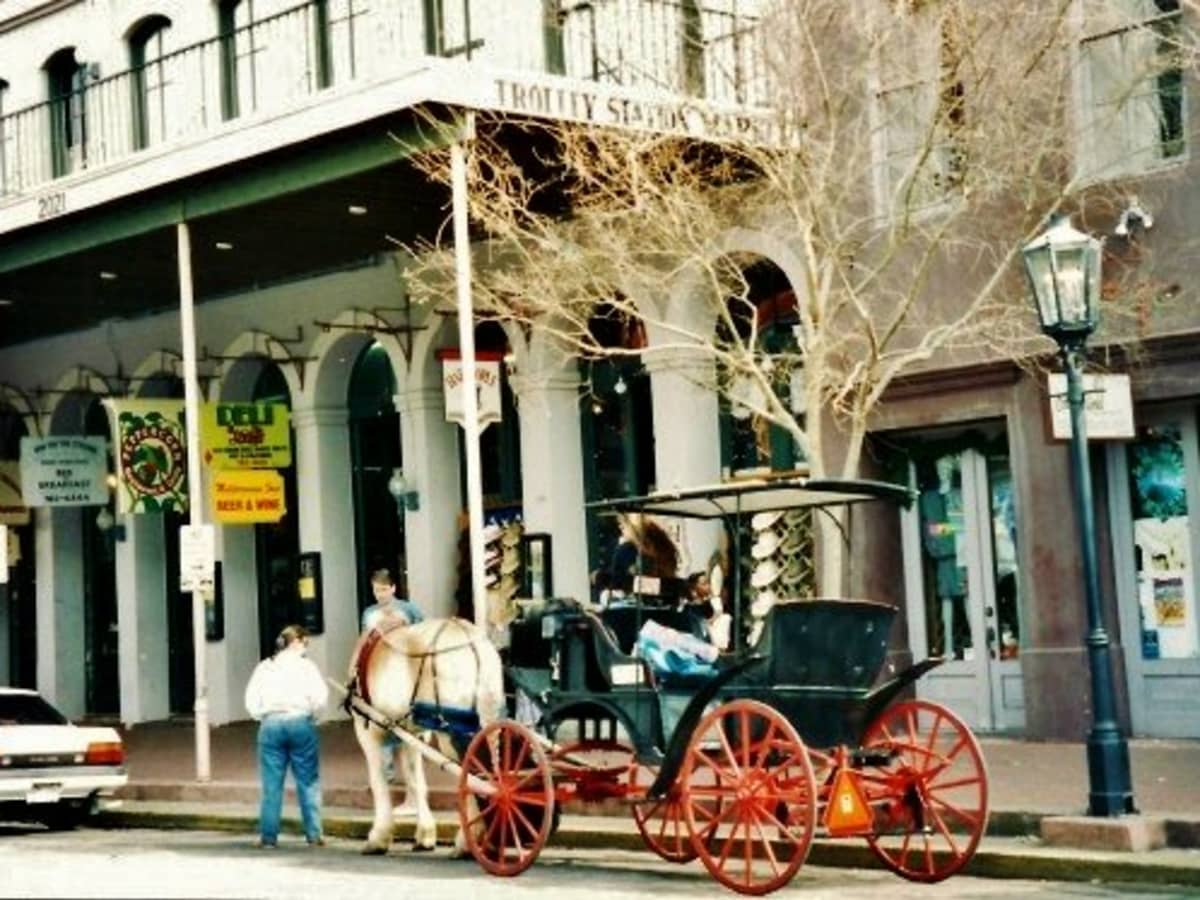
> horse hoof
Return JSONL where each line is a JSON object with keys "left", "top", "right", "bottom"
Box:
{"left": 360, "top": 843, "right": 389, "bottom": 856}
{"left": 447, "top": 846, "right": 472, "bottom": 861}
{"left": 411, "top": 842, "right": 436, "bottom": 853}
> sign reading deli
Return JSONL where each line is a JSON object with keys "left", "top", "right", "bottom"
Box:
{"left": 18, "top": 436, "right": 109, "bottom": 506}
{"left": 202, "top": 402, "right": 292, "bottom": 470}
{"left": 109, "top": 399, "right": 189, "bottom": 514}
{"left": 211, "top": 469, "right": 286, "bottom": 524}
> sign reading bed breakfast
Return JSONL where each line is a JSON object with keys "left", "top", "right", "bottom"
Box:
{"left": 18, "top": 436, "right": 108, "bottom": 506}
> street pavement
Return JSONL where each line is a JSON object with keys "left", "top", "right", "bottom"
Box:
{"left": 97, "top": 717, "right": 1200, "bottom": 890}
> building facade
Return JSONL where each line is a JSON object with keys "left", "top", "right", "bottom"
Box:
{"left": 0, "top": 0, "right": 1198, "bottom": 743}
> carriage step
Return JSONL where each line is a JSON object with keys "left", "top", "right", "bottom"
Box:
{"left": 850, "top": 747, "right": 897, "bottom": 767}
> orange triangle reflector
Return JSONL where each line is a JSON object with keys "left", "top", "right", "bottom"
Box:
{"left": 823, "top": 768, "right": 873, "bottom": 836}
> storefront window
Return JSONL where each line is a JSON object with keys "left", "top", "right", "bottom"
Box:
{"left": 916, "top": 453, "right": 972, "bottom": 659}
{"left": 1127, "top": 423, "right": 1197, "bottom": 660}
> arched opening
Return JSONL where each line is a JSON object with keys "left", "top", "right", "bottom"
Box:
{"left": 0, "top": 405, "right": 34, "bottom": 688}
{"left": 252, "top": 363, "right": 299, "bottom": 659}
{"left": 138, "top": 373, "right": 193, "bottom": 714}
{"left": 77, "top": 393, "right": 118, "bottom": 715}
{"left": 128, "top": 15, "right": 173, "bottom": 150}
{"left": 45, "top": 47, "right": 87, "bottom": 177}
{"left": 348, "top": 341, "right": 402, "bottom": 619}
{"left": 468, "top": 323, "right": 522, "bottom": 509}
{"left": 217, "top": 0, "right": 253, "bottom": 121}
{"left": 579, "top": 306, "right": 655, "bottom": 585}
{"left": 718, "top": 257, "right": 806, "bottom": 477}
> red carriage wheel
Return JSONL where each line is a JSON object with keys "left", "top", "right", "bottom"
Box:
{"left": 679, "top": 699, "right": 817, "bottom": 895}
{"left": 859, "top": 699, "right": 989, "bottom": 883}
{"left": 458, "top": 720, "right": 555, "bottom": 877}
{"left": 630, "top": 766, "right": 697, "bottom": 863}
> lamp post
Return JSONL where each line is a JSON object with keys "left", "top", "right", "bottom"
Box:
{"left": 1021, "top": 214, "right": 1135, "bottom": 817}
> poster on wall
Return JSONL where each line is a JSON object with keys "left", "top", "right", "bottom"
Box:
{"left": 18, "top": 436, "right": 108, "bottom": 506}
{"left": 0, "top": 460, "right": 29, "bottom": 524}
{"left": 201, "top": 402, "right": 291, "bottom": 469}
{"left": 109, "top": 399, "right": 189, "bottom": 514}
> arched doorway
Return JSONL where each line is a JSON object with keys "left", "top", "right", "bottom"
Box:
{"left": 0, "top": 405, "right": 35, "bottom": 688}
{"left": 79, "top": 394, "right": 118, "bottom": 715}
{"left": 579, "top": 309, "right": 655, "bottom": 586}
{"left": 469, "top": 323, "right": 523, "bottom": 510}
{"left": 348, "top": 342, "right": 403, "bottom": 619}
{"left": 138, "top": 374, "right": 193, "bottom": 714}
{"left": 252, "top": 364, "right": 300, "bottom": 659}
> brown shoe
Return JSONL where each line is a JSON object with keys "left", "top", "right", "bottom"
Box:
{"left": 307, "top": 837, "right": 326, "bottom": 847}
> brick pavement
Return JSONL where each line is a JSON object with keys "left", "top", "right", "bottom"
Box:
{"left": 116, "top": 716, "right": 1200, "bottom": 817}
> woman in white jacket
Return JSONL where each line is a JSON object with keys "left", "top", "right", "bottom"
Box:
{"left": 244, "top": 624, "right": 328, "bottom": 847}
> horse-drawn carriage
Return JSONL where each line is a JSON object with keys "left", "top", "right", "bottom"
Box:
{"left": 344, "top": 477, "right": 989, "bottom": 895}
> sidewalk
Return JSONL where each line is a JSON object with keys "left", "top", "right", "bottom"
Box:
{"left": 99, "top": 718, "right": 1200, "bottom": 888}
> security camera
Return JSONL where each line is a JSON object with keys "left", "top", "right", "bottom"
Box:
{"left": 1114, "top": 195, "right": 1153, "bottom": 237}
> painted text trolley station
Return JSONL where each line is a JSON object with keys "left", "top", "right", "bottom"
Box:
{"left": 342, "top": 477, "right": 989, "bottom": 895}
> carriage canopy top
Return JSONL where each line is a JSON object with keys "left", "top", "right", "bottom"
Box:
{"left": 587, "top": 477, "right": 914, "bottom": 519}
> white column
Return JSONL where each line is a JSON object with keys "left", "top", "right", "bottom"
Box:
{"left": 291, "top": 404, "right": 358, "bottom": 691}
{"left": 397, "top": 386, "right": 461, "bottom": 619}
{"left": 645, "top": 349, "right": 724, "bottom": 571}
{"left": 205, "top": 523, "right": 256, "bottom": 725}
{"left": 36, "top": 507, "right": 85, "bottom": 716}
{"left": 511, "top": 371, "right": 590, "bottom": 604}
{"left": 115, "top": 514, "right": 169, "bottom": 724}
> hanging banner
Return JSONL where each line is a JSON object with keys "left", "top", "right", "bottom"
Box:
{"left": 437, "top": 350, "right": 503, "bottom": 430}
{"left": 211, "top": 469, "right": 286, "bottom": 524}
{"left": 0, "top": 460, "right": 30, "bottom": 525}
{"left": 19, "top": 436, "right": 108, "bottom": 506}
{"left": 110, "top": 399, "right": 189, "bottom": 514}
{"left": 201, "top": 402, "right": 292, "bottom": 470}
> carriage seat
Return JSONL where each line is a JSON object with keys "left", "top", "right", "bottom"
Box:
{"left": 559, "top": 609, "right": 656, "bottom": 692}
{"left": 747, "top": 598, "right": 896, "bottom": 693}
{"left": 600, "top": 604, "right": 708, "bottom": 656}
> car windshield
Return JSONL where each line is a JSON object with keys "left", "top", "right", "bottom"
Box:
{"left": 0, "top": 693, "right": 69, "bottom": 726}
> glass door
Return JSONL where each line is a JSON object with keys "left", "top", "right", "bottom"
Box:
{"left": 902, "top": 445, "right": 1025, "bottom": 733}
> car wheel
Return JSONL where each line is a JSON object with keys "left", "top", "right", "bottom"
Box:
{"left": 40, "top": 799, "right": 91, "bottom": 831}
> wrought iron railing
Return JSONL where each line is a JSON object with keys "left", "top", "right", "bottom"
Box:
{"left": 0, "top": 0, "right": 766, "bottom": 200}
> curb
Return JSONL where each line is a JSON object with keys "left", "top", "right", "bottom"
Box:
{"left": 93, "top": 807, "right": 1200, "bottom": 889}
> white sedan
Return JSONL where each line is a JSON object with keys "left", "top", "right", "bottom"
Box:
{"left": 0, "top": 687, "right": 128, "bottom": 829}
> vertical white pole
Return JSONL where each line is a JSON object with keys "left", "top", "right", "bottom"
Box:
{"left": 451, "top": 116, "right": 488, "bottom": 631}
{"left": 177, "top": 221, "right": 211, "bottom": 782}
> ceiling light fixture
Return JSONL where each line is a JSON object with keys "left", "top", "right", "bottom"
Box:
{"left": 0, "top": 298, "right": 12, "bottom": 306}
{"left": 215, "top": 241, "right": 234, "bottom": 250}
{"left": 99, "top": 271, "right": 118, "bottom": 281}
{"left": 348, "top": 204, "right": 368, "bottom": 216}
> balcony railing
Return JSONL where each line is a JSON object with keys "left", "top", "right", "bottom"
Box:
{"left": 0, "top": 0, "right": 768, "bottom": 201}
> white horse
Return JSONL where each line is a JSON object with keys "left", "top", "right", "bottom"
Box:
{"left": 349, "top": 617, "right": 505, "bottom": 855}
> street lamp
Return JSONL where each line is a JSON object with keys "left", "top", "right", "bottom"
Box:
{"left": 387, "top": 468, "right": 419, "bottom": 512}
{"left": 1021, "top": 214, "right": 1135, "bottom": 817}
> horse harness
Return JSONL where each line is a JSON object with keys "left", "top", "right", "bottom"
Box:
{"left": 350, "top": 617, "right": 485, "bottom": 740}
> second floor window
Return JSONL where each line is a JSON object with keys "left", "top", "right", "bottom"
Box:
{"left": 46, "top": 48, "right": 88, "bottom": 178}
{"left": 1077, "top": 0, "right": 1185, "bottom": 183}
{"left": 130, "top": 16, "right": 173, "bottom": 150}
{"left": 220, "top": 0, "right": 256, "bottom": 121}
{"left": 872, "top": 4, "right": 966, "bottom": 220}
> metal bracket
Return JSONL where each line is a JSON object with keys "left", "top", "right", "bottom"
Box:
{"left": 313, "top": 299, "right": 428, "bottom": 362}
{"left": 201, "top": 326, "right": 316, "bottom": 389}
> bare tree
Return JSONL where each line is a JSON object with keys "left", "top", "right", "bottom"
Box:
{"left": 401, "top": 0, "right": 1195, "bottom": 587}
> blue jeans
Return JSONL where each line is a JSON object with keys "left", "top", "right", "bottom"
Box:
{"left": 257, "top": 714, "right": 322, "bottom": 844}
